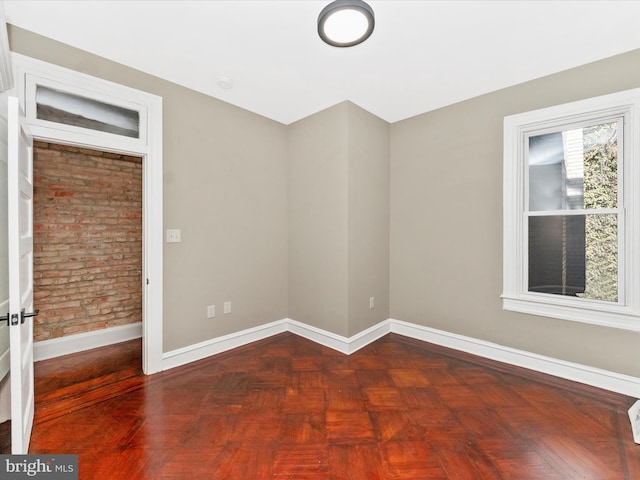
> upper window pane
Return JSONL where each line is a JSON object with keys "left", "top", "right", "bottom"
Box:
{"left": 528, "top": 121, "right": 618, "bottom": 211}
{"left": 36, "top": 86, "right": 140, "bottom": 138}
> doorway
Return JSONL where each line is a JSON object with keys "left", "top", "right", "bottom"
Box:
{"left": 14, "top": 52, "right": 164, "bottom": 375}
{"left": 3, "top": 53, "right": 163, "bottom": 453}
{"left": 32, "top": 141, "right": 143, "bottom": 353}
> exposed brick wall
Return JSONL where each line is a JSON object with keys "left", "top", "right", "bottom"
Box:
{"left": 32, "top": 141, "right": 142, "bottom": 342}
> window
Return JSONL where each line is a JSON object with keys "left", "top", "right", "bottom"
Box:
{"left": 503, "top": 89, "right": 640, "bottom": 331}
{"left": 36, "top": 86, "right": 140, "bottom": 138}
{"left": 16, "top": 56, "right": 148, "bottom": 152}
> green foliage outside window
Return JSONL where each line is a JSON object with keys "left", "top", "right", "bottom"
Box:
{"left": 580, "top": 123, "right": 618, "bottom": 302}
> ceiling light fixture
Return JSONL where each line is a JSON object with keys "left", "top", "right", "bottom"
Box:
{"left": 318, "top": 0, "right": 375, "bottom": 48}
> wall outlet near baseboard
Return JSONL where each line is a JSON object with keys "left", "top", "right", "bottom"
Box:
{"left": 207, "top": 305, "right": 216, "bottom": 319}
{"left": 629, "top": 400, "right": 640, "bottom": 444}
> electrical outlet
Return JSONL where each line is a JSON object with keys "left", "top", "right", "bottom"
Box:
{"left": 224, "top": 301, "right": 231, "bottom": 314}
{"left": 207, "top": 305, "right": 216, "bottom": 319}
{"left": 369, "top": 296, "right": 375, "bottom": 309}
{"left": 629, "top": 400, "right": 640, "bottom": 444}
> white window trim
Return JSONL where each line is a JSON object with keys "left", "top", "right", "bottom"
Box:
{"left": 503, "top": 89, "right": 640, "bottom": 332}
{"left": 12, "top": 53, "right": 164, "bottom": 373}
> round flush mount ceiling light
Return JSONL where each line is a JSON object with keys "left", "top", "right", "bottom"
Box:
{"left": 318, "top": 0, "right": 375, "bottom": 47}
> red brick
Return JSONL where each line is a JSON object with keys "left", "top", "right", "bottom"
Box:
{"left": 33, "top": 141, "right": 142, "bottom": 341}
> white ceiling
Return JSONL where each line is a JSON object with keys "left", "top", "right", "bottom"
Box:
{"left": 5, "top": 1, "right": 640, "bottom": 125}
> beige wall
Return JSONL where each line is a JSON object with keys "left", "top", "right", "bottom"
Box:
{"left": 288, "top": 103, "right": 350, "bottom": 335}
{"left": 288, "top": 102, "right": 390, "bottom": 336}
{"left": 390, "top": 48, "right": 640, "bottom": 377}
{"left": 9, "top": 26, "right": 289, "bottom": 352}
{"left": 347, "top": 103, "right": 390, "bottom": 336}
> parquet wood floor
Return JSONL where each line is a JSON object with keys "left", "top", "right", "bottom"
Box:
{"left": 27, "top": 333, "right": 640, "bottom": 479}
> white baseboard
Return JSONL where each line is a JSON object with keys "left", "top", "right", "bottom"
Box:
{"left": 162, "top": 318, "right": 391, "bottom": 371}
{"left": 390, "top": 319, "right": 640, "bottom": 398}
{"left": 34, "top": 322, "right": 142, "bottom": 362}
{"left": 287, "top": 318, "right": 391, "bottom": 354}
{"left": 27, "top": 315, "right": 639, "bottom": 442}
{"left": 123, "top": 316, "right": 639, "bottom": 399}
{"left": 162, "top": 320, "right": 289, "bottom": 371}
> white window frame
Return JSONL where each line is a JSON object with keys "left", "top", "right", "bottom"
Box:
{"left": 12, "top": 53, "right": 164, "bottom": 373}
{"left": 503, "top": 89, "right": 640, "bottom": 332}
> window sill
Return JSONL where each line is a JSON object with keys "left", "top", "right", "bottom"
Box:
{"left": 502, "top": 295, "right": 640, "bottom": 332}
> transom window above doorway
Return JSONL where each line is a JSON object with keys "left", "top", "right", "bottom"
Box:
{"left": 15, "top": 54, "right": 149, "bottom": 152}
{"left": 35, "top": 85, "right": 140, "bottom": 139}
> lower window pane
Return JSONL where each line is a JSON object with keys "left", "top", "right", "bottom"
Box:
{"left": 528, "top": 214, "right": 617, "bottom": 302}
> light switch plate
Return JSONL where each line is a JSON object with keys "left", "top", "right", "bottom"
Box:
{"left": 166, "top": 229, "right": 181, "bottom": 243}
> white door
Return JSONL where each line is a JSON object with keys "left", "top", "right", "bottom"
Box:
{"left": 7, "top": 96, "right": 35, "bottom": 454}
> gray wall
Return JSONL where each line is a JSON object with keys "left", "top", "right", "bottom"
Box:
{"left": 390, "top": 48, "right": 640, "bottom": 377}
{"left": 288, "top": 103, "right": 349, "bottom": 335}
{"left": 346, "top": 103, "right": 390, "bottom": 336}
{"left": 9, "top": 26, "right": 289, "bottom": 352}
{"left": 288, "top": 102, "right": 390, "bottom": 336}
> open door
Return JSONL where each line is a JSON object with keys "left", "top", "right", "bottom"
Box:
{"left": 7, "top": 96, "right": 35, "bottom": 454}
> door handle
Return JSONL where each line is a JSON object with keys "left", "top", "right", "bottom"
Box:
{"left": 20, "top": 308, "right": 39, "bottom": 325}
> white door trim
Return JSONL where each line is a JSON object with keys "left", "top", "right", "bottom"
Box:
{"left": 11, "top": 53, "right": 163, "bottom": 374}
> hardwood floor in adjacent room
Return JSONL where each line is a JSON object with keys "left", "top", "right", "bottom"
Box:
{"left": 29, "top": 333, "right": 640, "bottom": 479}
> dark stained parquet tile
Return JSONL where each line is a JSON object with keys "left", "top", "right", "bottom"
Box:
{"left": 27, "top": 332, "right": 640, "bottom": 479}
